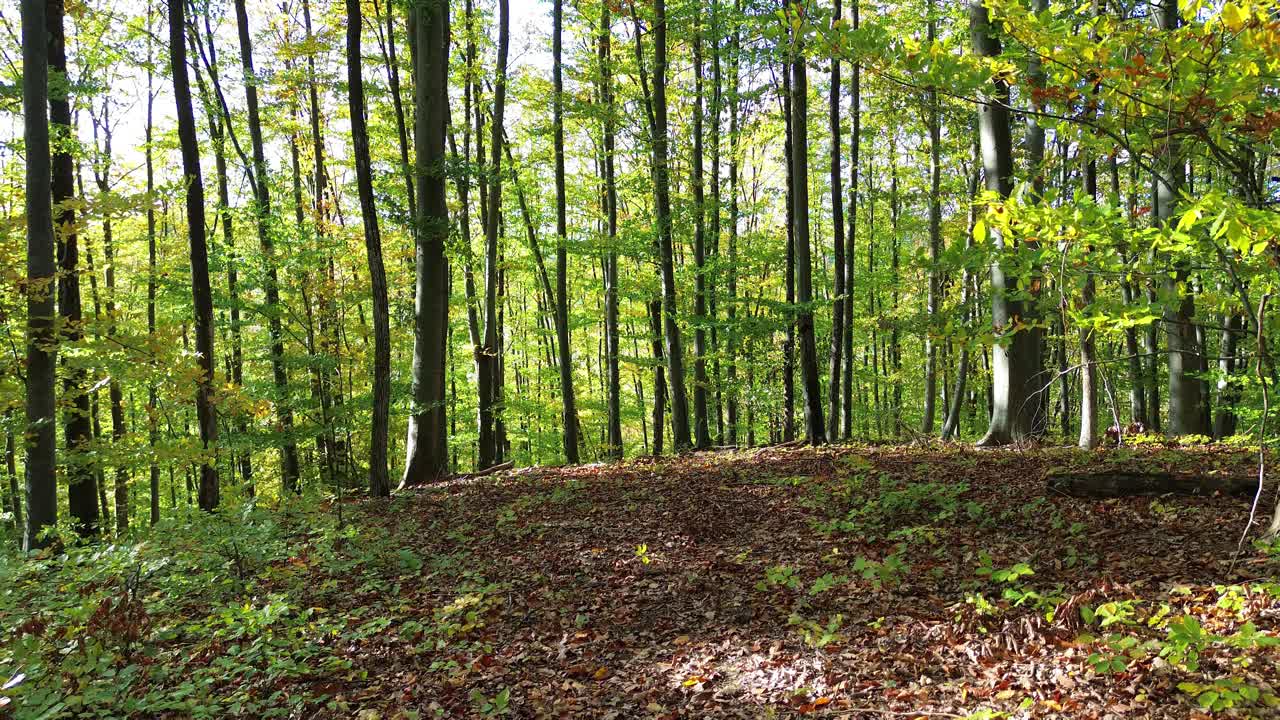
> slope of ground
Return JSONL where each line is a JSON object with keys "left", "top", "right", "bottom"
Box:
{"left": 3, "top": 444, "right": 1279, "bottom": 719}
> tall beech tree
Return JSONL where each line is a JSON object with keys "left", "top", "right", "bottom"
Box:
{"left": 347, "top": 0, "right": 392, "bottom": 496}
{"left": 48, "top": 0, "right": 98, "bottom": 536}
{"left": 402, "top": 0, "right": 451, "bottom": 484}
{"left": 651, "top": 0, "right": 693, "bottom": 451}
{"left": 233, "top": 0, "right": 302, "bottom": 492}
{"left": 552, "top": 0, "right": 582, "bottom": 463}
{"left": 972, "top": 0, "right": 1037, "bottom": 447}
{"left": 168, "top": 0, "right": 218, "bottom": 510}
{"left": 789, "top": 0, "right": 825, "bottom": 445}
{"left": 22, "top": 0, "right": 58, "bottom": 550}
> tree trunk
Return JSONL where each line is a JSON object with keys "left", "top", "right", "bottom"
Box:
{"left": 843, "top": 0, "right": 859, "bottom": 440}
{"left": 789, "top": 0, "right": 826, "bottom": 445}
{"left": 826, "top": 0, "right": 845, "bottom": 442}
{"left": 973, "top": 0, "right": 1037, "bottom": 447}
{"left": 401, "top": 0, "right": 451, "bottom": 485}
{"left": 169, "top": 0, "right": 219, "bottom": 511}
{"left": 552, "top": 0, "right": 582, "bottom": 463}
{"left": 652, "top": 0, "right": 693, "bottom": 450}
{"left": 725, "top": 0, "right": 742, "bottom": 445}
{"left": 477, "top": 0, "right": 509, "bottom": 470}
{"left": 1153, "top": 0, "right": 1204, "bottom": 437}
{"left": 921, "top": 0, "right": 942, "bottom": 435}
{"left": 691, "top": 15, "right": 711, "bottom": 449}
{"left": 146, "top": 20, "right": 161, "bottom": 523}
{"left": 347, "top": 0, "right": 392, "bottom": 497}
{"left": 233, "top": 0, "right": 301, "bottom": 492}
{"left": 599, "top": 3, "right": 623, "bottom": 460}
{"left": 47, "top": 0, "right": 98, "bottom": 536}
{"left": 21, "top": 0, "right": 58, "bottom": 550}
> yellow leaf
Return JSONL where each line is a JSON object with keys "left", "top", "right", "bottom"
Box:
{"left": 972, "top": 218, "right": 987, "bottom": 243}
{"left": 1223, "top": 2, "right": 1247, "bottom": 31}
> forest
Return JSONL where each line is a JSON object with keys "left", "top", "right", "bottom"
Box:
{"left": 2, "top": 0, "right": 1280, "bottom": 716}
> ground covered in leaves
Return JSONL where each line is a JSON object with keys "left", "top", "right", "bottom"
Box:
{"left": 4, "top": 444, "right": 1280, "bottom": 719}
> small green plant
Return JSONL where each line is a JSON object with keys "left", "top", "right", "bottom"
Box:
{"left": 470, "top": 687, "right": 511, "bottom": 715}
{"left": 1177, "top": 678, "right": 1280, "bottom": 712}
{"left": 634, "top": 544, "right": 651, "bottom": 565}
{"left": 757, "top": 565, "right": 800, "bottom": 591}
{"left": 788, "top": 612, "right": 844, "bottom": 648}
{"left": 808, "top": 572, "right": 847, "bottom": 597}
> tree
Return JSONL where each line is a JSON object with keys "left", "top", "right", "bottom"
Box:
{"left": 789, "top": 0, "right": 825, "bottom": 445}
{"left": 47, "top": 0, "right": 99, "bottom": 536}
{"left": 827, "top": 0, "right": 846, "bottom": 442}
{"left": 920, "top": 0, "right": 942, "bottom": 435}
{"left": 477, "top": 0, "right": 510, "bottom": 470}
{"left": 972, "top": 0, "right": 1037, "bottom": 447}
{"left": 168, "top": 0, "right": 219, "bottom": 511}
{"left": 552, "top": 0, "right": 582, "bottom": 463}
{"left": 599, "top": 1, "right": 623, "bottom": 460}
{"left": 347, "top": 0, "right": 392, "bottom": 496}
{"left": 651, "top": 0, "right": 693, "bottom": 451}
{"left": 402, "top": 0, "right": 450, "bottom": 485}
{"left": 1153, "top": 0, "right": 1204, "bottom": 437}
{"left": 692, "top": 12, "right": 712, "bottom": 450}
{"left": 233, "top": 0, "right": 302, "bottom": 492}
{"left": 21, "top": 0, "right": 59, "bottom": 551}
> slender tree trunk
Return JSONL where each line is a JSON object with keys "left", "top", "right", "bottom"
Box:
{"left": 1079, "top": 147, "right": 1099, "bottom": 448}
{"left": 789, "top": 1, "right": 826, "bottom": 445}
{"left": 781, "top": 66, "right": 796, "bottom": 443}
{"left": 942, "top": 135, "right": 981, "bottom": 440}
{"left": 843, "top": 0, "right": 859, "bottom": 439}
{"left": 234, "top": 0, "right": 301, "bottom": 492}
{"left": 90, "top": 110, "right": 129, "bottom": 530}
{"left": 1214, "top": 312, "right": 1244, "bottom": 438}
{"left": 652, "top": 0, "right": 693, "bottom": 450}
{"left": 826, "top": 0, "right": 845, "bottom": 441}
{"left": 725, "top": 0, "right": 742, "bottom": 445}
{"left": 146, "top": 25, "right": 161, "bottom": 523}
{"left": 22, "top": 0, "right": 58, "bottom": 550}
{"left": 552, "top": 0, "right": 582, "bottom": 463}
{"left": 169, "top": 0, "right": 219, "bottom": 511}
{"left": 5, "top": 411, "right": 21, "bottom": 531}
{"left": 691, "top": 15, "right": 711, "bottom": 449}
{"left": 48, "top": 0, "right": 98, "bottom": 536}
{"left": 600, "top": 3, "right": 623, "bottom": 459}
{"left": 401, "top": 0, "right": 450, "bottom": 485}
{"left": 347, "top": 0, "right": 392, "bottom": 496}
{"left": 476, "top": 0, "right": 510, "bottom": 469}
{"left": 921, "top": 0, "right": 942, "bottom": 434}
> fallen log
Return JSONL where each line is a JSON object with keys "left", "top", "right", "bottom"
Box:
{"left": 1046, "top": 471, "right": 1259, "bottom": 498}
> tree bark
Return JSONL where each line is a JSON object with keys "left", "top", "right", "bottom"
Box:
{"left": 477, "top": 0, "right": 509, "bottom": 469}
{"left": 233, "top": 0, "right": 302, "bottom": 492}
{"left": 599, "top": 2, "right": 623, "bottom": 460}
{"left": 652, "top": 0, "right": 693, "bottom": 450}
{"left": 552, "top": 0, "right": 582, "bottom": 463}
{"left": 169, "top": 0, "right": 219, "bottom": 511}
{"left": 973, "top": 0, "right": 1038, "bottom": 446}
{"left": 22, "top": 0, "right": 58, "bottom": 550}
{"left": 827, "top": 0, "right": 845, "bottom": 442}
{"left": 789, "top": 0, "right": 826, "bottom": 445}
{"left": 347, "top": 0, "right": 392, "bottom": 497}
{"left": 401, "top": 0, "right": 451, "bottom": 485}
{"left": 921, "top": 0, "right": 942, "bottom": 435}
{"left": 47, "top": 0, "right": 99, "bottom": 536}
{"left": 692, "top": 15, "right": 711, "bottom": 449}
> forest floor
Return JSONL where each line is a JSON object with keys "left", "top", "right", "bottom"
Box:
{"left": 288, "top": 443, "right": 1280, "bottom": 719}
{"left": 5, "top": 443, "right": 1280, "bottom": 719}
